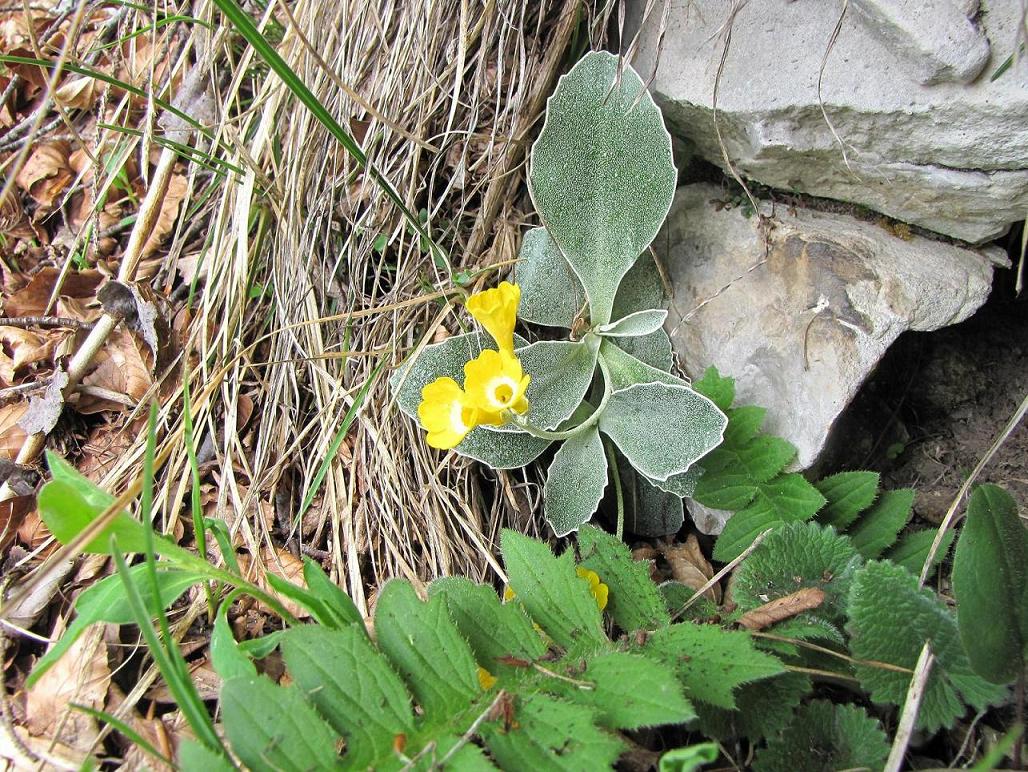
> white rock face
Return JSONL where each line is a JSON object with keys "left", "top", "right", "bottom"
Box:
{"left": 661, "top": 184, "right": 1002, "bottom": 535}
{"left": 626, "top": 0, "right": 1028, "bottom": 243}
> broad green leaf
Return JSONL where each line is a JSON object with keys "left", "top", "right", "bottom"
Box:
{"left": 577, "top": 524, "right": 670, "bottom": 631}
{"left": 264, "top": 572, "right": 340, "bottom": 626}
{"left": 178, "top": 741, "right": 235, "bottom": 772}
{"left": 953, "top": 484, "right": 1027, "bottom": 683}
{"left": 500, "top": 530, "right": 606, "bottom": 649}
{"left": 546, "top": 652, "right": 695, "bottom": 729}
{"left": 659, "top": 743, "right": 719, "bottom": 772}
{"left": 847, "top": 488, "right": 914, "bottom": 559}
{"left": 692, "top": 436, "right": 797, "bottom": 508}
{"left": 514, "top": 226, "right": 585, "bottom": 328}
{"left": 815, "top": 471, "right": 879, "bottom": 529}
{"left": 302, "top": 557, "right": 364, "bottom": 628}
{"left": 887, "top": 527, "right": 954, "bottom": 574}
{"left": 661, "top": 582, "right": 719, "bottom": 622}
{"left": 518, "top": 339, "right": 598, "bottom": 431}
{"left": 429, "top": 577, "right": 546, "bottom": 676}
{"left": 597, "top": 309, "right": 668, "bottom": 337}
{"left": 280, "top": 625, "right": 414, "bottom": 769}
{"left": 210, "top": 611, "right": 256, "bottom": 681}
{"left": 713, "top": 474, "right": 827, "bottom": 562}
{"left": 529, "top": 51, "right": 675, "bottom": 324}
{"left": 600, "top": 383, "right": 727, "bottom": 482}
{"left": 846, "top": 561, "right": 1007, "bottom": 732}
{"left": 28, "top": 566, "right": 199, "bottom": 687}
{"left": 692, "top": 367, "right": 734, "bottom": 412}
{"left": 753, "top": 700, "right": 889, "bottom": 772}
{"left": 481, "top": 693, "right": 623, "bottom": 770}
{"left": 373, "top": 580, "right": 479, "bottom": 718}
{"left": 389, "top": 332, "right": 550, "bottom": 468}
{"left": 543, "top": 425, "right": 608, "bottom": 536}
{"left": 722, "top": 405, "right": 767, "bottom": 446}
{"left": 40, "top": 454, "right": 152, "bottom": 554}
{"left": 697, "top": 673, "right": 811, "bottom": 741}
{"left": 732, "top": 522, "right": 862, "bottom": 626}
{"left": 643, "top": 622, "right": 784, "bottom": 709}
{"left": 620, "top": 461, "right": 686, "bottom": 536}
{"left": 221, "top": 676, "right": 341, "bottom": 772}
{"left": 600, "top": 339, "right": 684, "bottom": 391}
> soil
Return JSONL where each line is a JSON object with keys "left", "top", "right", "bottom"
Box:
{"left": 821, "top": 239, "right": 1028, "bottom": 522}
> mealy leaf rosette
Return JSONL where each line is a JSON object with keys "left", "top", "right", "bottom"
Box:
{"left": 391, "top": 52, "right": 730, "bottom": 538}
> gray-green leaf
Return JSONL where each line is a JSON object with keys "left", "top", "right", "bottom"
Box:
{"left": 514, "top": 226, "right": 585, "bottom": 328}
{"left": 518, "top": 339, "right": 598, "bottom": 431}
{"left": 543, "top": 425, "right": 608, "bottom": 536}
{"left": 597, "top": 309, "right": 668, "bottom": 338}
{"left": 529, "top": 51, "right": 675, "bottom": 324}
{"left": 599, "top": 382, "right": 727, "bottom": 482}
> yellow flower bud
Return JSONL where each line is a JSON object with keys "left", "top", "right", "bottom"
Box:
{"left": 576, "top": 567, "right": 609, "bottom": 611}
{"left": 466, "top": 281, "right": 520, "bottom": 356}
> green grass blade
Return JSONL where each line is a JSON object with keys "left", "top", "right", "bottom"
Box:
{"left": 70, "top": 704, "right": 171, "bottom": 766}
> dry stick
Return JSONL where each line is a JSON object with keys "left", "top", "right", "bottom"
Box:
{"left": 0, "top": 146, "right": 180, "bottom": 503}
{"left": 918, "top": 391, "right": 1028, "bottom": 586}
{"left": 0, "top": 316, "right": 94, "bottom": 330}
{"left": 884, "top": 643, "right": 935, "bottom": 772}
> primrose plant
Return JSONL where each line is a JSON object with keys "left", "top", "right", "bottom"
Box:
{"left": 392, "top": 52, "right": 727, "bottom": 537}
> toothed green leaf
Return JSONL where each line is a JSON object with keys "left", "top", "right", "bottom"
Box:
{"left": 846, "top": 561, "right": 1007, "bottom": 732}
{"left": 722, "top": 405, "right": 767, "bottom": 446}
{"left": 500, "top": 530, "right": 606, "bottom": 650}
{"left": 886, "top": 527, "right": 954, "bottom": 575}
{"left": 643, "top": 622, "right": 784, "bottom": 709}
{"left": 692, "top": 367, "right": 734, "bottom": 412}
{"left": 697, "top": 672, "right": 811, "bottom": 741}
{"left": 692, "top": 436, "right": 797, "bottom": 509}
{"left": 753, "top": 700, "right": 889, "bottom": 772}
{"left": 529, "top": 51, "right": 675, "bottom": 324}
{"left": 847, "top": 488, "right": 915, "bottom": 559}
{"left": 577, "top": 524, "right": 670, "bottom": 631}
{"left": 815, "top": 471, "right": 880, "bottom": 529}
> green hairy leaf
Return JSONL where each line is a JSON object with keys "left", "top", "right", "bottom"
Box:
{"left": 815, "top": 471, "right": 880, "bottom": 529}
{"left": 543, "top": 425, "right": 608, "bottom": 536}
{"left": 221, "top": 676, "right": 340, "bottom": 772}
{"left": 210, "top": 612, "right": 257, "bottom": 681}
{"left": 732, "top": 522, "right": 862, "bottom": 626}
{"left": 952, "top": 484, "right": 1027, "bottom": 683}
{"left": 280, "top": 626, "right": 413, "bottom": 769}
{"left": 713, "top": 474, "right": 826, "bottom": 563}
{"left": 301, "top": 557, "right": 364, "bottom": 628}
{"left": 374, "top": 580, "right": 480, "bottom": 718}
{"left": 846, "top": 561, "right": 1007, "bottom": 732}
{"left": 697, "top": 673, "right": 811, "bottom": 741}
{"left": 514, "top": 226, "right": 585, "bottom": 328}
{"left": 887, "top": 527, "right": 954, "bottom": 574}
{"left": 722, "top": 405, "right": 767, "bottom": 446}
{"left": 177, "top": 741, "right": 235, "bottom": 772}
{"left": 693, "top": 436, "right": 797, "bottom": 509}
{"left": 692, "top": 367, "right": 734, "bottom": 412}
{"left": 480, "top": 693, "right": 623, "bottom": 770}
{"left": 577, "top": 524, "right": 670, "bottom": 631}
{"left": 529, "top": 51, "right": 675, "bottom": 325}
{"left": 600, "top": 382, "right": 727, "bottom": 482}
{"left": 643, "top": 622, "right": 784, "bottom": 709}
{"left": 659, "top": 743, "right": 719, "bottom": 772}
{"left": 847, "top": 488, "right": 915, "bottom": 559}
{"left": 500, "top": 530, "right": 606, "bottom": 649}
{"left": 753, "top": 700, "right": 889, "bottom": 772}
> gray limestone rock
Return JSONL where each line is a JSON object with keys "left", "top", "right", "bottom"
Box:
{"left": 660, "top": 184, "right": 1003, "bottom": 532}
{"left": 626, "top": 0, "right": 1028, "bottom": 243}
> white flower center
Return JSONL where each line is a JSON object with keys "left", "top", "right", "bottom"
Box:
{"left": 486, "top": 376, "right": 518, "bottom": 409}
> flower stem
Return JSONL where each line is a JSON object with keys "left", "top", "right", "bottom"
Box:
{"left": 603, "top": 437, "right": 624, "bottom": 540}
{"left": 509, "top": 353, "right": 614, "bottom": 441}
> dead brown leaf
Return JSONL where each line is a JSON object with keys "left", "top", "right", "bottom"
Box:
{"left": 0, "top": 401, "right": 28, "bottom": 459}
{"left": 659, "top": 535, "right": 721, "bottom": 604}
{"left": 3, "top": 267, "right": 103, "bottom": 317}
{"left": 0, "top": 326, "right": 55, "bottom": 384}
{"left": 25, "top": 623, "right": 111, "bottom": 756}
{"left": 15, "top": 142, "right": 74, "bottom": 210}
{"left": 737, "top": 587, "right": 827, "bottom": 631}
{"left": 54, "top": 75, "right": 97, "bottom": 110}
{"left": 76, "top": 328, "right": 153, "bottom": 413}
{"left": 142, "top": 173, "right": 187, "bottom": 255}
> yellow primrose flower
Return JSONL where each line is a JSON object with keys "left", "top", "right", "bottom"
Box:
{"left": 576, "top": 567, "right": 609, "bottom": 611}
{"left": 417, "top": 377, "right": 481, "bottom": 449}
{"left": 477, "top": 666, "right": 498, "bottom": 690}
{"left": 466, "top": 281, "right": 520, "bottom": 356}
{"left": 464, "top": 349, "right": 530, "bottom": 417}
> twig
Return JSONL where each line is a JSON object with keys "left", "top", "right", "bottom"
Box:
{"left": 0, "top": 380, "right": 48, "bottom": 403}
{"left": 884, "top": 643, "right": 934, "bottom": 772}
{"left": 433, "top": 690, "right": 508, "bottom": 768}
{"left": 670, "top": 527, "right": 772, "bottom": 621}
{"left": 919, "top": 391, "right": 1028, "bottom": 585}
{"left": 0, "top": 316, "right": 94, "bottom": 330}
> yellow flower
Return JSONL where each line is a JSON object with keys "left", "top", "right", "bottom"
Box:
{"left": 464, "top": 349, "right": 530, "bottom": 417}
{"left": 417, "top": 377, "right": 481, "bottom": 449}
{"left": 576, "top": 567, "right": 609, "bottom": 611}
{"left": 477, "top": 666, "right": 498, "bottom": 690}
{"left": 466, "top": 281, "right": 520, "bottom": 356}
